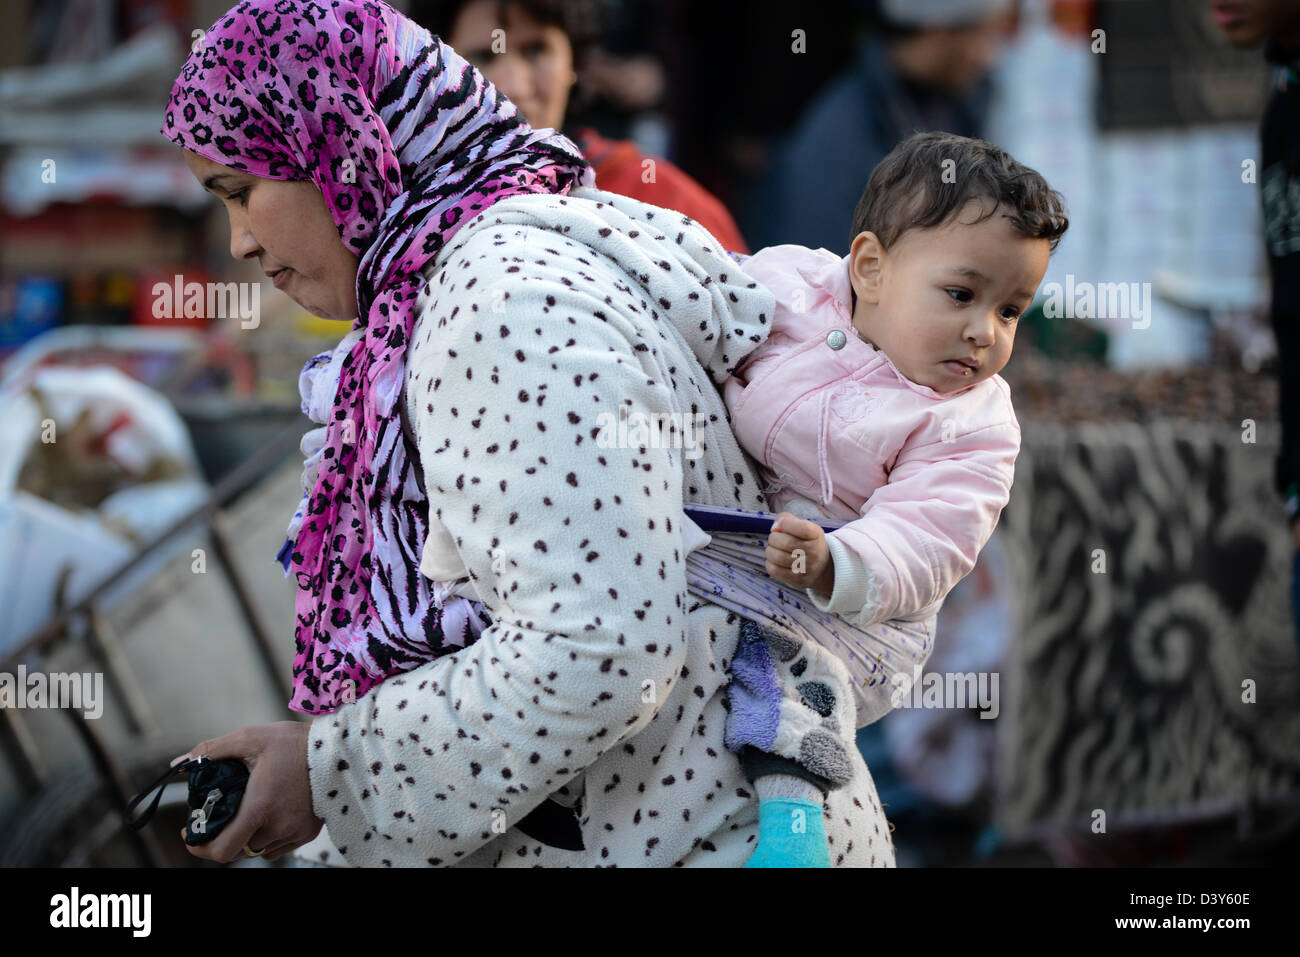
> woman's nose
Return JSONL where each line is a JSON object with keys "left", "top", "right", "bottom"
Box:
{"left": 229, "top": 213, "right": 260, "bottom": 262}
{"left": 487, "top": 54, "right": 533, "bottom": 107}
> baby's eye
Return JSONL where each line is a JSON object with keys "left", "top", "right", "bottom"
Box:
{"left": 1000, "top": 306, "right": 1022, "bottom": 321}
{"left": 945, "top": 288, "right": 972, "bottom": 304}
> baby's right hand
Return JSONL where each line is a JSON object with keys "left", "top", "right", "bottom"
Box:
{"left": 765, "top": 512, "right": 834, "bottom": 597}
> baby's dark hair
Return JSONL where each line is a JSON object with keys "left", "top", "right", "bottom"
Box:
{"left": 849, "top": 132, "right": 1069, "bottom": 252}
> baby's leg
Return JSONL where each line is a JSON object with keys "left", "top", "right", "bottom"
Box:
{"left": 726, "top": 619, "right": 859, "bottom": 781}
{"left": 725, "top": 617, "right": 861, "bottom": 867}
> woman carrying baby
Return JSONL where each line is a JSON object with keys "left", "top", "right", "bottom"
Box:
{"left": 162, "top": 0, "right": 895, "bottom": 867}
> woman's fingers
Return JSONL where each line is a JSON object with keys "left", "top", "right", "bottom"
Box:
{"left": 176, "top": 722, "right": 319, "bottom": 864}
{"left": 251, "top": 824, "right": 323, "bottom": 863}
{"left": 254, "top": 839, "right": 299, "bottom": 862}
{"left": 171, "top": 727, "right": 259, "bottom": 768}
{"left": 186, "top": 796, "right": 316, "bottom": 865}
{"left": 242, "top": 824, "right": 279, "bottom": 859}
{"left": 244, "top": 812, "right": 320, "bottom": 861}
{"left": 185, "top": 794, "right": 269, "bottom": 864}
{"left": 173, "top": 727, "right": 266, "bottom": 862}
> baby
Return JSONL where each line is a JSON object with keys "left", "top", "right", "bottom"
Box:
{"left": 719, "top": 131, "right": 1068, "bottom": 865}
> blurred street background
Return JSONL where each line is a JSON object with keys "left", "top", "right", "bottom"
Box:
{"left": 0, "top": 0, "right": 1297, "bottom": 867}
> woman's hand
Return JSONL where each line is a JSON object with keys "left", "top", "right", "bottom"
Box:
{"left": 765, "top": 513, "right": 835, "bottom": 598}
{"left": 173, "top": 721, "right": 323, "bottom": 863}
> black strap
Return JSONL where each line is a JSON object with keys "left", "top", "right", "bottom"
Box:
{"left": 515, "top": 797, "right": 585, "bottom": 851}
{"left": 125, "top": 757, "right": 201, "bottom": 830}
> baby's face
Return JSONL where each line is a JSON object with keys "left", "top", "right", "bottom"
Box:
{"left": 848, "top": 203, "right": 1050, "bottom": 394}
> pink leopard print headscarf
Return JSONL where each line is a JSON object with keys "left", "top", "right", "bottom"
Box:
{"left": 162, "top": 0, "right": 593, "bottom": 713}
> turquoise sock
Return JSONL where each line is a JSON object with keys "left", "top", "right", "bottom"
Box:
{"left": 744, "top": 797, "right": 831, "bottom": 868}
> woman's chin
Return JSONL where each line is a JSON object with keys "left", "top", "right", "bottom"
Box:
{"left": 283, "top": 292, "right": 351, "bottom": 322}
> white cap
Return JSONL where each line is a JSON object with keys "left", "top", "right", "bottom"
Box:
{"left": 880, "top": 0, "right": 1013, "bottom": 28}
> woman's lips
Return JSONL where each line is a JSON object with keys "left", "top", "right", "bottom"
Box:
{"left": 272, "top": 268, "right": 291, "bottom": 288}
{"left": 1212, "top": 7, "right": 1243, "bottom": 28}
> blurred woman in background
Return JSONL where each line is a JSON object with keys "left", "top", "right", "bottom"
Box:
{"left": 410, "top": 0, "right": 750, "bottom": 252}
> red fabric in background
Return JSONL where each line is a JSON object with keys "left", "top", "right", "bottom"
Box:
{"left": 574, "top": 127, "right": 750, "bottom": 255}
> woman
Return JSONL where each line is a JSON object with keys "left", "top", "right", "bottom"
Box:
{"left": 165, "top": 0, "right": 892, "bottom": 867}
{"left": 413, "top": 0, "right": 750, "bottom": 253}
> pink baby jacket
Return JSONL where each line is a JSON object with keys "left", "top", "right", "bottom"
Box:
{"left": 722, "top": 244, "right": 1022, "bottom": 627}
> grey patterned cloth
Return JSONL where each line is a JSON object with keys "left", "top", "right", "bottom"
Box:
{"left": 994, "top": 421, "right": 1300, "bottom": 839}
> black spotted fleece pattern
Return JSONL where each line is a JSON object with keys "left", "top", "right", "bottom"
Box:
{"left": 299, "top": 187, "right": 895, "bottom": 867}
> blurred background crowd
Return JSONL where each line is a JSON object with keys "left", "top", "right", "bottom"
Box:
{"left": 1, "top": 0, "right": 1297, "bottom": 867}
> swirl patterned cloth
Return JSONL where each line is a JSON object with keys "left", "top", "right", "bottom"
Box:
{"left": 994, "top": 421, "right": 1300, "bottom": 842}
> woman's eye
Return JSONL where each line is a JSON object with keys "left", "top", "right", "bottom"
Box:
{"left": 227, "top": 189, "right": 249, "bottom": 207}
{"left": 945, "top": 288, "right": 972, "bottom": 304}
{"left": 524, "top": 41, "right": 549, "bottom": 60}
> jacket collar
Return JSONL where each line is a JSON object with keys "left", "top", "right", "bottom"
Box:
{"left": 793, "top": 251, "right": 856, "bottom": 323}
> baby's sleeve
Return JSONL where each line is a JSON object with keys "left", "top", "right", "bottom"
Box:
{"left": 811, "top": 420, "right": 1021, "bottom": 627}
{"left": 804, "top": 534, "right": 879, "bottom": 618}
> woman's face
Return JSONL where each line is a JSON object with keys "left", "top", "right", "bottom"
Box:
{"left": 446, "top": 0, "right": 577, "bottom": 133}
{"left": 182, "top": 149, "right": 361, "bottom": 322}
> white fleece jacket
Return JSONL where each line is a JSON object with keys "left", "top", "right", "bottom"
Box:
{"left": 299, "top": 187, "right": 895, "bottom": 867}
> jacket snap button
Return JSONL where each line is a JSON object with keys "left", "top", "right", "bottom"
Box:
{"left": 825, "top": 329, "right": 847, "bottom": 350}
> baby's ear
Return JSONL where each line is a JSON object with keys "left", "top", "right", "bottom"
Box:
{"left": 848, "top": 231, "right": 885, "bottom": 304}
